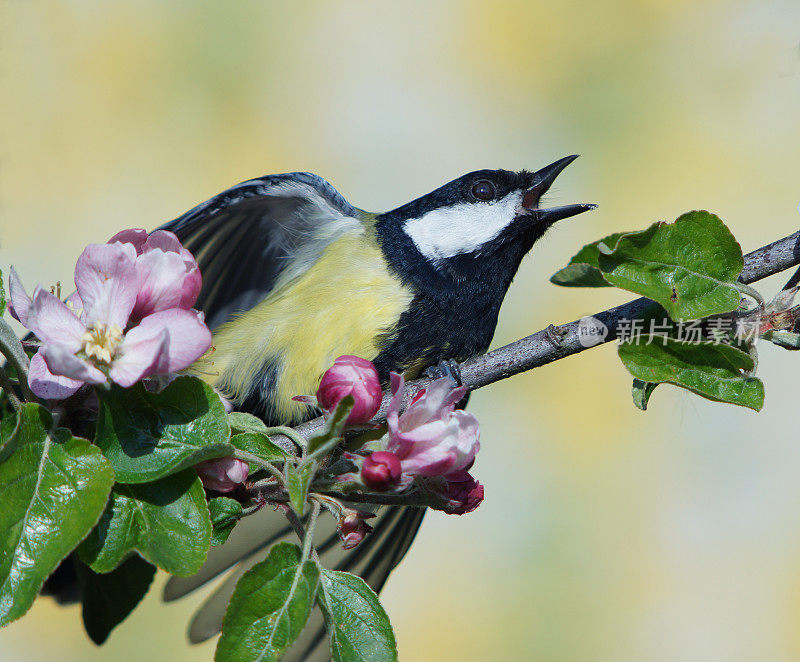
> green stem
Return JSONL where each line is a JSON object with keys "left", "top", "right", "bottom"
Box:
{"left": 0, "top": 370, "right": 21, "bottom": 411}
{"left": 301, "top": 501, "right": 321, "bottom": 563}
{"left": 0, "top": 332, "right": 36, "bottom": 403}
{"left": 233, "top": 449, "right": 284, "bottom": 484}
{"left": 735, "top": 282, "right": 765, "bottom": 307}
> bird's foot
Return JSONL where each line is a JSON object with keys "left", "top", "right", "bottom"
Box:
{"left": 425, "top": 358, "right": 463, "bottom": 387}
{"left": 546, "top": 323, "right": 568, "bottom": 347}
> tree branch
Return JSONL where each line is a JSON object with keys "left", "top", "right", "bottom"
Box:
{"left": 275, "top": 230, "right": 800, "bottom": 448}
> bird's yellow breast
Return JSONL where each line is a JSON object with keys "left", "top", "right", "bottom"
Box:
{"left": 193, "top": 232, "right": 414, "bottom": 423}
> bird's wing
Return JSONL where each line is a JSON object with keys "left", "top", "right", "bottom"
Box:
{"left": 159, "top": 173, "right": 424, "bottom": 659}
{"left": 159, "top": 172, "right": 364, "bottom": 331}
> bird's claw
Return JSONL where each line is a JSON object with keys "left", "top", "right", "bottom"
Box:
{"left": 546, "top": 323, "right": 567, "bottom": 347}
{"left": 425, "top": 358, "right": 463, "bottom": 387}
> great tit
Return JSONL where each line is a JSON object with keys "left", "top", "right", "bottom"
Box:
{"left": 159, "top": 155, "right": 594, "bottom": 659}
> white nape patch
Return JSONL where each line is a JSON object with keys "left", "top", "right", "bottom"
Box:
{"left": 403, "top": 192, "right": 522, "bottom": 261}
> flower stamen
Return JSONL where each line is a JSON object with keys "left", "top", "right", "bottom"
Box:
{"left": 82, "top": 322, "right": 123, "bottom": 364}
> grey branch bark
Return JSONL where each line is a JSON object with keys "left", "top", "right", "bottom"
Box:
{"left": 279, "top": 229, "right": 800, "bottom": 448}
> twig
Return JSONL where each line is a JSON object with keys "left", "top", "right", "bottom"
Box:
{"left": 282, "top": 229, "right": 800, "bottom": 444}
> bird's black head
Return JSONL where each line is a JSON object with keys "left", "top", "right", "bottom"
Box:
{"left": 376, "top": 155, "right": 595, "bottom": 291}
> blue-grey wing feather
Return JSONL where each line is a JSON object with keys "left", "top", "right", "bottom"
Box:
{"left": 159, "top": 172, "right": 364, "bottom": 330}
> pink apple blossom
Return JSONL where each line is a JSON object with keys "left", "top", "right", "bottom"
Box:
{"left": 385, "top": 372, "right": 480, "bottom": 478}
{"left": 10, "top": 239, "right": 211, "bottom": 400}
{"left": 108, "top": 228, "right": 201, "bottom": 321}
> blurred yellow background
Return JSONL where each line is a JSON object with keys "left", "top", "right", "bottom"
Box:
{"left": 2, "top": 1, "right": 800, "bottom": 660}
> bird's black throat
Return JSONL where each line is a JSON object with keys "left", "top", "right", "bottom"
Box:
{"left": 371, "top": 206, "right": 548, "bottom": 381}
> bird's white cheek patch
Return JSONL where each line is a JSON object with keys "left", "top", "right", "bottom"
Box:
{"left": 403, "top": 194, "right": 521, "bottom": 261}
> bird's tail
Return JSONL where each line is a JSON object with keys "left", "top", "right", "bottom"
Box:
{"left": 163, "top": 503, "right": 424, "bottom": 660}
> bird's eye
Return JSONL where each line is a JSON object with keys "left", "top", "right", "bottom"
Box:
{"left": 471, "top": 180, "right": 496, "bottom": 201}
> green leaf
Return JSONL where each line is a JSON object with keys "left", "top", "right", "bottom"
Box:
{"left": 597, "top": 211, "right": 745, "bottom": 321}
{"left": 0, "top": 403, "right": 115, "bottom": 625}
{"left": 230, "top": 432, "right": 287, "bottom": 464}
{"left": 228, "top": 411, "right": 274, "bottom": 435}
{"left": 550, "top": 231, "right": 629, "bottom": 287}
{"left": 285, "top": 463, "right": 315, "bottom": 515}
{"left": 618, "top": 338, "right": 764, "bottom": 410}
{"left": 0, "top": 412, "right": 18, "bottom": 460}
{"left": 94, "top": 377, "right": 233, "bottom": 483}
{"left": 317, "top": 569, "right": 398, "bottom": 662}
{"left": 76, "top": 554, "right": 156, "bottom": 644}
{"left": 631, "top": 379, "right": 659, "bottom": 411}
{"left": 306, "top": 394, "right": 353, "bottom": 457}
{"left": 78, "top": 470, "right": 212, "bottom": 576}
{"left": 216, "top": 542, "right": 320, "bottom": 662}
{"left": 209, "top": 497, "right": 243, "bottom": 547}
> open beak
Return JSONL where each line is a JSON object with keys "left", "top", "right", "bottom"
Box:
{"left": 522, "top": 154, "right": 597, "bottom": 224}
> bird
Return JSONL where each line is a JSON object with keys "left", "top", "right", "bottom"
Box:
{"left": 158, "top": 155, "right": 595, "bottom": 660}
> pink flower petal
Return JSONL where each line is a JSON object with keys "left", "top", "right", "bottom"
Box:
{"left": 143, "top": 230, "right": 184, "bottom": 254}
{"left": 26, "top": 290, "right": 85, "bottom": 349}
{"left": 117, "top": 308, "right": 211, "bottom": 377}
{"left": 28, "top": 351, "right": 84, "bottom": 400}
{"left": 108, "top": 228, "right": 149, "bottom": 254}
{"left": 41, "top": 344, "right": 106, "bottom": 384}
{"left": 7, "top": 267, "right": 33, "bottom": 326}
{"left": 109, "top": 327, "right": 168, "bottom": 387}
{"left": 195, "top": 457, "right": 249, "bottom": 492}
{"left": 131, "top": 249, "right": 199, "bottom": 319}
{"left": 74, "top": 243, "right": 138, "bottom": 328}
{"left": 400, "top": 378, "right": 461, "bottom": 429}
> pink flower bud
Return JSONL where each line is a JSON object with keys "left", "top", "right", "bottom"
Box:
{"left": 109, "top": 229, "right": 202, "bottom": 321}
{"left": 316, "top": 355, "right": 382, "bottom": 425}
{"left": 443, "top": 470, "right": 484, "bottom": 515}
{"left": 338, "top": 509, "right": 375, "bottom": 550}
{"left": 361, "top": 451, "right": 402, "bottom": 491}
{"left": 195, "top": 457, "right": 249, "bottom": 492}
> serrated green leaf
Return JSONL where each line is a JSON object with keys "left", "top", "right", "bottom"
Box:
{"left": 550, "top": 231, "right": 629, "bottom": 287}
{"left": 209, "top": 497, "right": 243, "bottom": 547}
{"left": 75, "top": 554, "right": 156, "bottom": 644}
{"left": 285, "top": 463, "right": 315, "bottom": 515}
{"left": 598, "top": 211, "right": 744, "bottom": 321}
{"left": 317, "top": 569, "right": 398, "bottom": 662}
{"left": 94, "top": 376, "right": 233, "bottom": 483}
{"left": 0, "top": 403, "right": 115, "bottom": 625}
{"left": 618, "top": 338, "right": 764, "bottom": 410}
{"left": 631, "top": 379, "right": 659, "bottom": 411}
{"left": 216, "top": 542, "right": 320, "bottom": 662}
{"left": 78, "top": 471, "right": 211, "bottom": 575}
